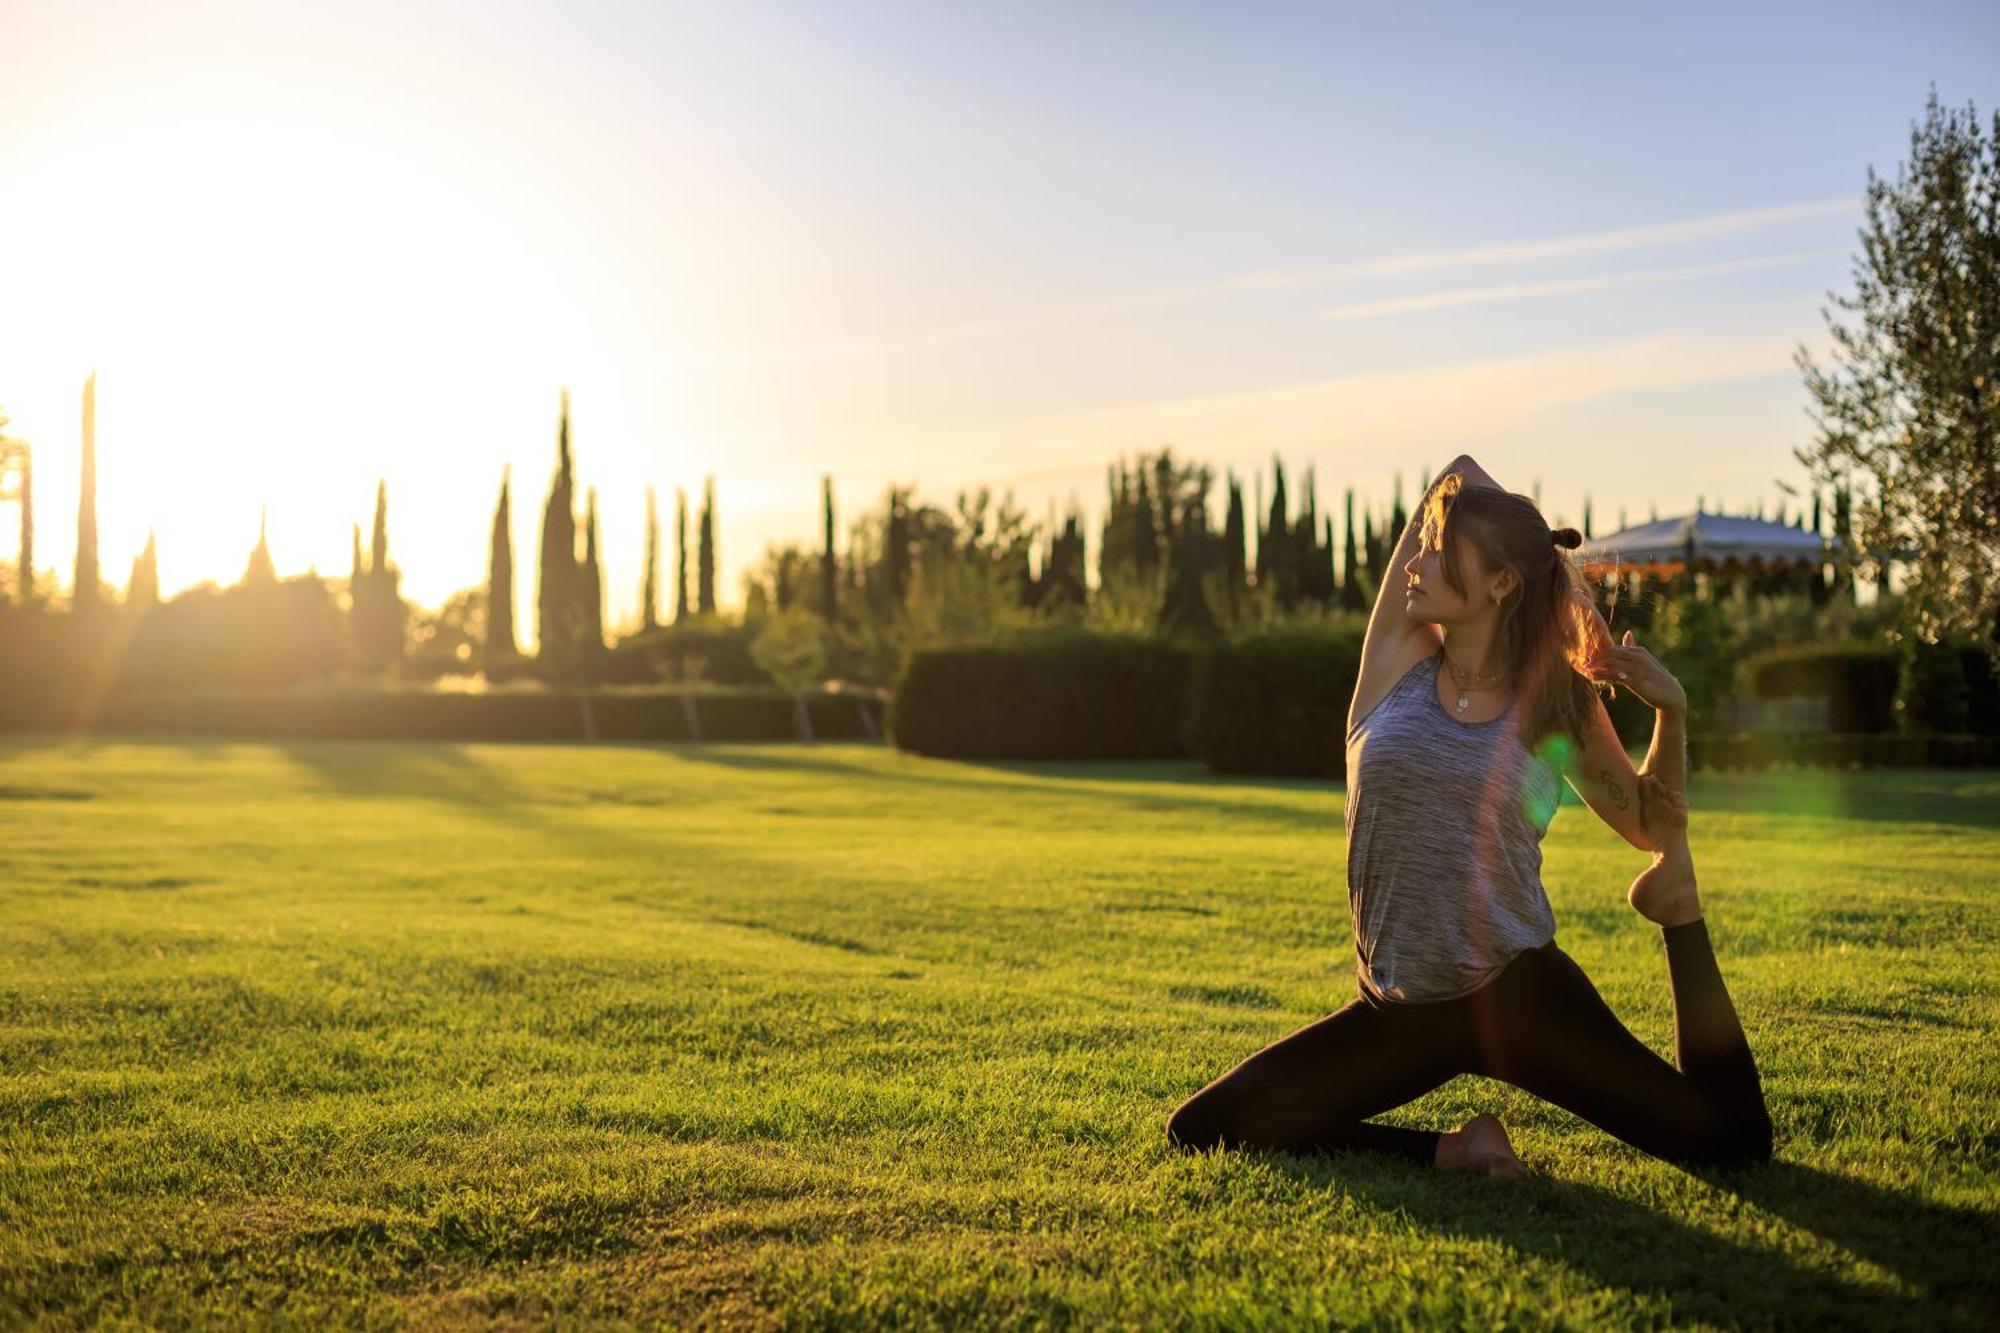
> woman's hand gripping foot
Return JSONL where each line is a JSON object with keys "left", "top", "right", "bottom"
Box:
{"left": 1435, "top": 1114, "right": 1528, "bottom": 1180}
{"left": 1629, "top": 775, "right": 1703, "bottom": 927}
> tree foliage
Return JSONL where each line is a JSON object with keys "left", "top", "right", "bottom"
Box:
{"left": 1795, "top": 89, "right": 2000, "bottom": 655}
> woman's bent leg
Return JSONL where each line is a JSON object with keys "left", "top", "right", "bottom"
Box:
{"left": 1478, "top": 938, "right": 1772, "bottom": 1168}
{"left": 1661, "top": 917, "right": 1770, "bottom": 1132}
{"left": 1166, "top": 992, "right": 1471, "bottom": 1165}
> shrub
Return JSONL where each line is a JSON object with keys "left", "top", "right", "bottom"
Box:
{"left": 1647, "top": 594, "right": 1739, "bottom": 733}
{"left": 1184, "top": 625, "right": 1363, "bottom": 777}
{"left": 1897, "top": 638, "right": 2000, "bottom": 736}
{"left": 9, "top": 684, "right": 883, "bottom": 744}
{"left": 889, "top": 629, "right": 1193, "bottom": 759}
{"left": 1742, "top": 641, "right": 1899, "bottom": 733}
{"left": 599, "top": 620, "right": 769, "bottom": 686}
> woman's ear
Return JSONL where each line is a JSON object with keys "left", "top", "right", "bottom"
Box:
{"left": 1491, "top": 567, "right": 1519, "bottom": 602}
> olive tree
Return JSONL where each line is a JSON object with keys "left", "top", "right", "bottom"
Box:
{"left": 1794, "top": 90, "right": 2000, "bottom": 662}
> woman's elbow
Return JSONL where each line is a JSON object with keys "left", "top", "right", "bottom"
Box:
{"left": 1616, "top": 813, "right": 1662, "bottom": 852}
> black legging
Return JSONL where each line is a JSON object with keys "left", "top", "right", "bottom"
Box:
{"left": 1166, "top": 919, "right": 1773, "bottom": 1168}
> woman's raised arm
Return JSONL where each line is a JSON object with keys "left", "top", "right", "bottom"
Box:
{"left": 1348, "top": 455, "right": 1502, "bottom": 733}
{"left": 1366, "top": 457, "right": 1502, "bottom": 637}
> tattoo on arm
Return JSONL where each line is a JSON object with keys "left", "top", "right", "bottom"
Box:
{"left": 1600, "top": 769, "right": 1629, "bottom": 811}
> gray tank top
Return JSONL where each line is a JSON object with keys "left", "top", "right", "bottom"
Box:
{"left": 1343, "top": 649, "right": 1563, "bottom": 1003}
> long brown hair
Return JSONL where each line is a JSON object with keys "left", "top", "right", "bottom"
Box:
{"left": 1418, "top": 473, "right": 1598, "bottom": 750}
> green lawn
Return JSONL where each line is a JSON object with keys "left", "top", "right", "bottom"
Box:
{"left": 2, "top": 737, "right": 1994, "bottom": 1328}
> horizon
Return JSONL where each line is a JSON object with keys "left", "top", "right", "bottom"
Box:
{"left": 3, "top": 1, "right": 1995, "bottom": 642}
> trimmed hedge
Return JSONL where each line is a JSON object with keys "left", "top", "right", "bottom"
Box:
{"left": 889, "top": 631, "right": 1194, "bottom": 759}
{"left": 1184, "top": 626, "right": 1363, "bottom": 778}
{"left": 1900, "top": 639, "right": 2000, "bottom": 735}
{"left": 1742, "top": 642, "right": 1899, "bottom": 732}
{"left": 1741, "top": 639, "right": 1999, "bottom": 736}
{"left": 2, "top": 686, "right": 885, "bottom": 744}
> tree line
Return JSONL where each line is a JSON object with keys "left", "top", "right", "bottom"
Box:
{"left": 0, "top": 362, "right": 1861, "bottom": 699}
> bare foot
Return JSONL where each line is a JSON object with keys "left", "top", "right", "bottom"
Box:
{"left": 1629, "top": 834, "right": 1704, "bottom": 927}
{"left": 1627, "top": 776, "right": 1703, "bottom": 927}
{"left": 1435, "top": 1113, "right": 1528, "bottom": 1180}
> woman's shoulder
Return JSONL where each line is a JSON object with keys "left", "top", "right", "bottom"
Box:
{"left": 1347, "top": 644, "right": 1439, "bottom": 739}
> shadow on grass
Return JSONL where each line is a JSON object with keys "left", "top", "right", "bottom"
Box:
{"left": 1702, "top": 1160, "right": 1998, "bottom": 1323}
{"left": 652, "top": 744, "right": 1338, "bottom": 831}
{"left": 276, "top": 739, "right": 526, "bottom": 806}
{"left": 1269, "top": 1152, "right": 1991, "bottom": 1329}
{"left": 612, "top": 741, "right": 2000, "bottom": 836}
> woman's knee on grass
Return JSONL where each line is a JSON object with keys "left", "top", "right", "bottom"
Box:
{"left": 1165, "top": 1093, "right": 1231, "bottom": 1152}
{"left": 1666, "top": 1103, "right": 1774, "bottom": 1169}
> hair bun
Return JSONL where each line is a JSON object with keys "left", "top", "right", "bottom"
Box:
{"left": 1550, "top": 527, "right": 1583, "bottom": 550}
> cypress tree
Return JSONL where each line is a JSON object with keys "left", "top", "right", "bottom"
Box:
{"left": 1364, "top": 507, "right": 1384, "bottom": 589}
{"left": 1133, "top": 466, "right": 1158, "bottom": 580}
{"left": 1832, "top": 482, "right": 1855, "bottom": 597}
{"left": 1342, "top": 488, "right": 1367, "bottom": 611}
{"left": 1100, "top": 463, "right": 1119, "bottom": 580}
{"left": 1322, "top": 516, "right": 1337, "bottom": 605}
{"left": 244, "top": 505, "right": 276, "bottom": 585}
{"left": 358, "top": 480, "right": 405, "bottom": 669}
{"left": 1221, "top": 473, "right": 1245, "bottom": 611}
{"left": 1582, "top": 497, "right": 1594, "bottom": 540}
{"left": 1101, "top": 457, "right": 1152, "bottom": 585}
{"left": 488, "top": 467, "right": 517, "bottom": 660}
{"left": 581, "top": 485, "right": 604, "bottom": 662}
{"left": 1150, "top": 452, "right": 1178, "bottom": 581}
{"left": 883, "top": 485, "right": 910, "bottom": 610}
{"left": 1299, "top": 464, "right": 1324, "bottom": 602}
{"left": 370, "top": 481, "right": 389, "bottom": 584}
{"left": 537, "top": 390, "right": 578, "bottom": 675}
{"left": 75, "top": 371, "right": 99, "bottom": 610}
{"left": 1157, "top": 479, "right": 1218, "bottom": 640}
{"left": 821, "top": 475, "right": 838, "bottom": 620}
{"left": 1261, "top": 457, "right": 1289, "bottom": 604}
{"left": 127, "top": 528, "right": 158, "bottom": 612}
{"left": 697, "top": 475, "right": 716, "bottom": 615}
{"left": 16, "top": 436, "right": 31, "bottom": 605}
{"left": 674, "top": 485, "right": 690, "bottom": 625}
{"left": 1045, "top": 502, "right": 1087, "bottom": 610}
{"left": 641, "top": 484, "right": 660, "bottom": 632}
{"left": 1249, "top": 471, "right": 1261, "bottom": 587}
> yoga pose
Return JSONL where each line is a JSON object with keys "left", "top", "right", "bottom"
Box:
{"left": 1166, "top": 455, "right": 1773, "bottom": 1177}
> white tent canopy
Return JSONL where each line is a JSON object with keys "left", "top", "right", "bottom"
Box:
{"left": 1578, "top": 511, "right": 1839, "bottom": 574}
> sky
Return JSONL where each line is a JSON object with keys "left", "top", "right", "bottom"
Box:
{"left": 2, "top": 0, "right": 1995, "bottom": 641}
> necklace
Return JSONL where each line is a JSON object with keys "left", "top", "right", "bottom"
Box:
{"left": 1441, "top": 650, "right": 1505, "bottom": 713}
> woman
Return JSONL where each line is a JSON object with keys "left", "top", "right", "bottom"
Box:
{"left": 1165, "top": 455, "right": 1773, "bottom": 1177}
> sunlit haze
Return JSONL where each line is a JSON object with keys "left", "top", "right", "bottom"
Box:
{"left": 3, "top": 0, "right": 1995, "bottom": 643}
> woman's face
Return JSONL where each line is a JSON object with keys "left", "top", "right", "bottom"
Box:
{"left": 1403, "top": 527, "right": 1516, "bottom": 624}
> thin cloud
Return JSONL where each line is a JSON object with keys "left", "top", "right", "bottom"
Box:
{"left": 819, "top": 325, "right": 1814, "bottom": 493}
{"left": 668, "top": 199, "right": 1856, "bottom": 366}
{"left": 1317, "top": 249, "right": 1848, "bottom": 323}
